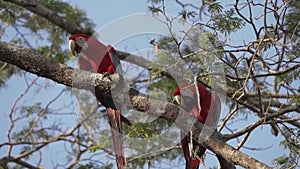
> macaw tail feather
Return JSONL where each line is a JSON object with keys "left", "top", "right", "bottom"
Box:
{"left": 106, "top": 108, "right": 126, "bottom": 169}
{"left": 186, "top": 160, "right": 200, "bottom": 169}
{"left": 182, "top": 138, "right": 200, "bottom": 169}
{"left": 120, "top": 114, "right": 131, "bottom": 126}
{"left": 181, "top": 131, "right": 206, "bottom": 169}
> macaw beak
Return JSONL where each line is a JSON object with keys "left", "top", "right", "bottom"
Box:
{"left": 69, "top": 39, "right": 76, "bottom": 56}
{"left": 174, "top": 95, "right": 181, "bottom": 105}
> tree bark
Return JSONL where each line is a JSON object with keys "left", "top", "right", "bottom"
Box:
{"left": 3, "top": 0, "right": 93, "bottom": 35}
{"left": 0, "top": 41, "right": 273, "bottom": 169}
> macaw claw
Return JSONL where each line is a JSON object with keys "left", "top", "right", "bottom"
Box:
{"left": 102, "top": 72, "right": 112, "bottom": 80}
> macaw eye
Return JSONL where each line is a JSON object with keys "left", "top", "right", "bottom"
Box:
{"left": 181, "top": 95, "right": 196, "bottom": 111}
{"left": 75, "top": 37, "right": 87, "bottom": 49}
{"left": 181, "top": 88, "right": 193, "bottom": 98}
{"left": 76, "top": 36, "right": 85, "bottom": 41}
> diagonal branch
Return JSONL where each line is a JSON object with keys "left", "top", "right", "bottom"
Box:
{"left": 0, "top": 156, "right": 42, "bottom": 169}
{"left": 3, "top": 0, "right": 93, "bottom": 35}
{"left": 3, "top": 0, "right": 154, "bottom": 71}
{"left": 0, "top": 41, "right": 273, "bottom": 169}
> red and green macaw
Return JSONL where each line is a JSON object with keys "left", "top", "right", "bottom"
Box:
{"left": 69, "top": 34, "right": 130, "bottom": 169}
{"left": 173, "top": 83, "right": 221, "bottom": 169}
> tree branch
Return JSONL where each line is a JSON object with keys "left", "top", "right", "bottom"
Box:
{"left": 3, "top": 0, "right": 93, "bottom": 35}
{"left": 0, "top": 41, "right": 273, "bottom": 169}
{"left": 0, "top": 156, "right": 42, "bottom": 169}
{"left": 3, "top": 0, "right": 154, "bottom": 72}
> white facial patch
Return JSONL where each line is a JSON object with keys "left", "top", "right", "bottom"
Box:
{"left": 181, "top": 87, "right": 194, "bottom": 98}
{"left": 75, "top": 36, "right": 88, "bottom": 50}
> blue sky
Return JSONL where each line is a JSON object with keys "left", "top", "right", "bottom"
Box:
{"left": 0, "top": 1, "right": 290, "bottom": 168}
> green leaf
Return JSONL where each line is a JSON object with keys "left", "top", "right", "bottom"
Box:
{"left": 88, "top": 145, "right": 101, "bottom": 153}
{"left": 212, "top": 8, "right": 245, "bottom": 35}
{"left": 208, "top": 2, "right": 223, "bottom": 14}
{"left": 290, "top": 95, "right": 300, "bottom": 104}
{"left": 148, "top": 5, "right": 162, "bottom": 15}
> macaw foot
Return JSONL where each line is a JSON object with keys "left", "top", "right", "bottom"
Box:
{"left": 188, "top": 142, "right": 194, "bottom": 159}
{"left": 191, "top": 146, "right": 200, "bottom": 160}
{"left": 102, "top": 72, "right": 112, "bottom": 81}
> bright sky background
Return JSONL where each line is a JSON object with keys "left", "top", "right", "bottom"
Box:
{"left": 0, "top": 0, "right": 289, "bottom": 169}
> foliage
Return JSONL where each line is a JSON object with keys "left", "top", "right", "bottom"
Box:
{"left": 210, "top": 8, "right": 245, "bottom": 36}
{"left": 274, "top": 127, "right": 300, "bottom": 169}
{"left": 0, "top": 62, "right": 21, "bottom": 88}
{"left": 146, "top": 0, "right": 300, "bottom": 168}
{"left": 0, "top": 0, "right": 299, "bottom": 168}
{"left": 284, "top": 0, "right": 300, "bottom": 42}
{"left": 74, "top": 162, "right": 108, "bottom": 169}
{"left": 0, "top": 0, "right": 95, "bottom": 85}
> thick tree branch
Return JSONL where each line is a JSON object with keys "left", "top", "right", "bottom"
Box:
{"left": 3, "top": 0, "right": 93, "bottom": 35}
{"left": 116, "top": 51, "right": 153, "bottom": 70}
{"left": 0, "top": 41, "right": 113, "bottom": 92}
{"left": 2, "top": 1, "right": 298, "bottom": 168}
{"left": 0, "top": 41, "right": 273, "bottom": 169}
{"left": 0, "top": 156, "right": 42, "bottom": 169}
{"left": 3, "top": 0, "right": 154, "bottom": 71}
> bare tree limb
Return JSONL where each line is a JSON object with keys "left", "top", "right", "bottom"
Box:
{"left": 2, "top": 0, "right": 299, "bottom": 168}
{"left": 3, "top": 0, "right": 93, "bottom": 35}
{"left": 0, "top": 41, "right": 274, "bottom": 169}
{"left": 3, "top": 0, "right": 155, "bottom": 72}
{"left": 0, "top": 156, "right": 43, "bottom": 169}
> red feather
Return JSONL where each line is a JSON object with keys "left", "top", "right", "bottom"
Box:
{"left": 70, "top": 34, "right": 116, "bottom": 74}
{"left": 106, "top": 108, "right": 126, "bottom": 168}
{"left": 174, "top": 83, "right": 221, "bottom": 169}
{"left": 173, "top": 83, "right": 220, "bottom": 125}
{"left": 70, "top": 34, "right": 129, "bottom": 169}
{"left": 181, "top": 134, "right": 200, "bottom": 169}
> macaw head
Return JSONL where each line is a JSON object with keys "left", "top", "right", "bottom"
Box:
{"left": 173, "top": 83, "right": 195, "bottom": 105}
{"left": 68, "top": 34, "right": 90, "bottom": 56}
{"left": 173, "top": 84, "right": 198, "bottom": 113}
{"left": 173, "top": 87, "right": 181, "bottom": 105}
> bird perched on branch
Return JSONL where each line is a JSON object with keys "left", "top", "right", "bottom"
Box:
{"left": 69, "top": 34, "right": 130, "bottom": 169}
{"left": 173, "top": 82, "right": 221, "bottom": 169}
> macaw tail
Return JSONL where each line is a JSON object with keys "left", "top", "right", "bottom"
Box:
{"left": 182, "top": 138, "right": 200, "bottom": 169}
{"left": 181, "top": 132, "right": 206, "bottom": 169}
{"left": 186, "top": 160, "right": 200, "bottom": 169}
{"left": 106, "top": 108, "right": 126, "bottom": 169}
{"left": 120, "top": 114, "right": 131, "bottom": 126}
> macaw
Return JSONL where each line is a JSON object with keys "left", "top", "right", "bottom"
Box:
{"left": 69, "top": 34, "right": 130, "bottom": 169}
{"left": 173, "top": 82, "right": 221, "bottom": 169}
